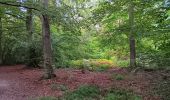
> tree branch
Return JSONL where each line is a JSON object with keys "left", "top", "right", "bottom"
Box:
{"left": 0, "top": 1, "right": 39, "bottom": 11}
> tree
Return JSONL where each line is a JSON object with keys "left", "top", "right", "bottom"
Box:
{"left": 41, "top": 0, "right": 55, "bottom": 79}
{"left": 92, "top": 0, "right": 137, "bottom": 68}
{"left": 26, "top": 9, "right": 35, "bottom": 67}
{"left": 0, "top": 7, "right": 4, "bottom": 65}
{"left": 0, "top": 15, "right": 2, "bottom": 65}
{"left": 91, "top": 0, "right": 169, "bottom": 68}
{"left": 129, "top": 0, "right": 136, "bottom": 68}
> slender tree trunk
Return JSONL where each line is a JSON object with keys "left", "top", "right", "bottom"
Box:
{"left": 41, "top": 0, "right": 55, "bottom": 79}
{"left": 0, "top": 17, "right": 2, "bottom": 65}
{"left": 26, "top": 9, "right": 33, "bottom": 49}
{"left": 129, "top": 0, "right": 136, "bottom": 68}
{"left": 26, "top": 9, "right": 34, "bottom": 67}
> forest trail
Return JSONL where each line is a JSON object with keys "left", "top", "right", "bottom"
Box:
{"left": 0, "top": 65, "right": 43, "bottom": 100}
{"left": 0, "top": 65, "right": 164, "bottom": 100}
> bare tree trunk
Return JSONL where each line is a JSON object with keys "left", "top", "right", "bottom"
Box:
{"left": 26, "top": 9, "right": 34, "bottom": 67}
{"left": 41, "top": 0, "right": 55, "bottom": 79}
{"left": 26, "top": 9, "right": 33, "bottom": 50}
{"left": 129, "top": 0, "right": 136, "bottom": 68}
{"left": 26, "top": 9, "right": 39, "bottom": 67}
{"left": 0, "top": 17, "right": 2, "bottom": 65}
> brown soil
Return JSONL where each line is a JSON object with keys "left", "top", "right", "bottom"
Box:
{"left": 0, "top": 65, "right": 164, "bottom": 100}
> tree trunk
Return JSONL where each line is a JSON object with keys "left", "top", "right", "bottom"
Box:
{"left": 26, "top": 9, "right": 33, "bottom": 50}
{"left": 26, "top": 9, "right": 36, "bottom": 67}
{"left": 0, "top": 17, "right": 2, "bottom": 65}
{"left": 129, "top": 0, "right": 136, "bottom": 68}
{"left": 41, "top": 0, "right": 55, "bottom": 79}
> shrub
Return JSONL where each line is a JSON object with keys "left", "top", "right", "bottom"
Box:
{"left": 63, "top": 85, "right": 100, "bottom": 100}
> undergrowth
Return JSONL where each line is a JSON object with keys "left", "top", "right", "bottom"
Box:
{"left": 36, "top": 85, "right": 141, "bottom": 100}
{"left": 61, "top": 85, "right": 141, "bottom": 100}
{"left": 69, "top": 59, "right": 129, "bottom": 71}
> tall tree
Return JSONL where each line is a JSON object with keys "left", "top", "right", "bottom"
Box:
{"left": 0, "top": 7, "right": 4, "bottom": 65}
{"left": 129, "top": 0, "right": 136, "bottom": 68}
{"left": 26, "top": 8, "right": 40, "bottom": 67}
{"left": 26, "top": 9, "right": 34, "bottom": 67}
{"left": 0, "top": 16, "right": 2, "bottom": 65}
{"left": 41, "top": 0, "right": 55, "bottom": 79}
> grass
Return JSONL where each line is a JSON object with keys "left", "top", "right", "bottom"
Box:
{"left": 103, "top": 89, "right": 142, "bottom": 100}
{"left": 60, "top": 85, "right": 141, "bottom": 100}
{"left": 62, "top": 85, "right": 100, "bottom": 100}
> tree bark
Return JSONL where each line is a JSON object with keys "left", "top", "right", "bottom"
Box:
{"left": 0, "top": 17, "right": 2, "bottom": 65}
{"left": 26, "top": 9, "right": 39, "bottom": 67}
{"left": 26, "top": 9, "right": 33, "bottom": 42}
{"left": 26, "top": 9, "right": 33, "bottom": 67}
{"left": 41, "top": 0, "right": 55, "bottom": 79}
{"left": 129, "top": 0, "right": 136, "bottom": 68}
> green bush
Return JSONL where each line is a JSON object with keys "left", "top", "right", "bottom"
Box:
{"left": 63, "top": 85, "right": 100, "bottom": 100}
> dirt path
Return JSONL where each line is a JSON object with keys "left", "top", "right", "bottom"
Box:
{"left": 0, "top": 65, "right": 163, "bottom": 100}
{"left": 0, "top": 65, "right": 43, "bottom": 100}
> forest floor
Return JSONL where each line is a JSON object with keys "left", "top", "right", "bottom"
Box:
{"left": 0, "top": 65, "right": 169, "bottom": 100}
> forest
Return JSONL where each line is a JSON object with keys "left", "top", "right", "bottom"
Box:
{"left": 0, "top": 0, "right": 170, "bottom": 100}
